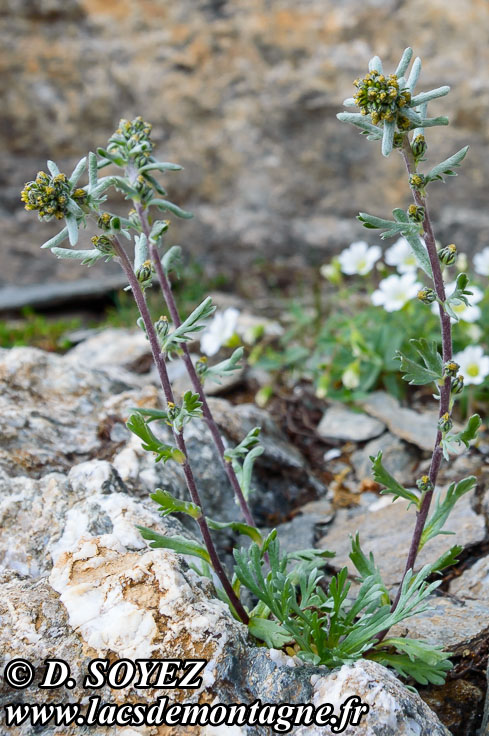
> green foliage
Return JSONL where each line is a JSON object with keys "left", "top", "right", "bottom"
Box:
{"left": 137, "top": 526, "right": 211, "bottom": 564}
{"left": 444, "top": 273, "right": 473, "bottom": 321}
{"left": 441, "top": 413, "right": 481, "bottom": 460}
{"left": 396, "top": 338, "right": 443, "bottom": 386}
{"left": 419, "top": 476, "right": 477, "bottom": 549}
{"left": 370, "top": 638, "right": 452, "bottom": 685}
{"left": 159, "top": 297, "right": 215, "bottom": 355}
{"left": 234, "top": 534, "right": 448, "bottom": 683}
{"left": 369, "top": 452, "right": 420, "bottom": 507}
{"left": 0, "top": 308, "right": 81, "bottom": 352}
{"left": 224, "top": 427, "right": 264, "bottom": 501}
{"left": 425, "top": 146, "right": 469, "bottom": 184}
{"left": 126, "top": 412, "right": 186, "bottom": 464}
{"left": 197, "top": 347, "right": 244, "bottom": 384}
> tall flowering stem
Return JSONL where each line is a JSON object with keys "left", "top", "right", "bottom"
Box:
{"left": 112, "top": 235, "right": 249, "bottom": 625}
{"left": 134, "top": 201, "right": 257, "bottom": 529}
{"left": 389, "top": 137, "right": 453, "bottom": 611}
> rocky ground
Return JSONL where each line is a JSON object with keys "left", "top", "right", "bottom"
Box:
{"left": 0, "top": 321, "right": 488, "bottom": 735}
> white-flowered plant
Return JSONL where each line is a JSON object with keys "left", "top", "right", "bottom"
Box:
{"left": 384, "top": 236, "right": 419, "bottom": 273}
{"left": 454, "top": 345, "right": 489, "bottom": 386}
{"left": 371, "top": 272, "right": 421, "bottom": 312}
{"left": 474, "top": 246, "right": 489, "bottom": 277}
{"left": 338, "top": 240, "right": 381, "bottom": 275}
{"left": 200, "top": 307, "right": 240, "bottom": 356}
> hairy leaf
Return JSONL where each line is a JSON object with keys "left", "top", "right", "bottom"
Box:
{"left": 137, "top": 527, "right": 210, "bottom": 563}
{"left": 370, "top": 451, "right": 420, "bottom": 506}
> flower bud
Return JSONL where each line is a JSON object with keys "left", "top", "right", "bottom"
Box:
{"left": 91, "top": 235, "right": 114, "bottom": 255}
{"left": 407, "top": 204, "right": 425, "bottom": 223}
{"left": 451, "top": 374, "right": 464, "bottom": 395}
{"left": 416, "top": 475, "right": 434, "bottom": 494}
{"left": 97, "top": 212, "right": 112, "bottom": 230}
{"left": 411, "top": 134, "right": 427, "bottom": 160}
{"left": 393, "top": 132, "right": 405, "bottom": 149}
{"left": 409, "top": 173, "right": 426, "bottom": 191}
{"left": 438, "top": 412, "right": 453, "bottom": 433}
{"left": 444, "top": 361, "right": 459, "bottom": 378}
{"left": 155, "top": 315, "right": 169, "bottom": 339}
{"left": 438, "top": 243, "right": 457, "bottom": 266}
{"left": 136, "top": 259, "right": 153, "bottom": 283}
{"left": 417, "top": 287, "right": 436, "bottom": 304}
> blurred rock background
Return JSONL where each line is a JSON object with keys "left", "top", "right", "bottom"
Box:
{"left": 1, "top": 0, "right": 488, "bottom": 290}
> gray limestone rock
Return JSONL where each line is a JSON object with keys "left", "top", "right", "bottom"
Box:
{"left": 317, "top": 404, "right": 386, "bottom": 443}
{"left": 358, "top": 392, "right": 439, "bottom": 451}
{"left": 318, "top": 489, "right": 486, "bottom": 587}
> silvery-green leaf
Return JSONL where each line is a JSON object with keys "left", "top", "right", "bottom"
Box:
{"left": 96, "top": 147, "right": 126, "bottom": 167}
{"left": 411, "top": 86, "right": 450, "bottom": 107}
{"left": 369, "top": 56, "right": 383, "bottom": 73}
{"left": 66, "top": 199, "right": 83, "bottom": 217}
{"left": 51, "top": 248, "right": 105, "bottom": 267}
{"left": 402, "top": 107, "right": 424, "bottom": 126}
{"left": 142, "top": 172, "right": 167, "bottom": 197}
{"left": 425, "top": 146, "right": 469, "bottom": 183}
{"left": 342, "top": 97, "right": 356, "bottom": 107}
{"left": 137, "top": 527, "right": 211, "bottom": 563}
{"left": 248, "top": 617, "right": 292, "bottom": 648}
{"left": 65, "top": 213, "right": 79, "bottom": 246}
{"left": 162, "top": 245, "right": 183, "bottom": 278}
{"left": 406, "top": 57, "right": 421, "bottom": 93}
{"left": 392, "top": 208, "right": 409, "bottom": 222}
{"left": 381, "top": 120, "right": 395, "bottom": 157}
{"left": 88, "top": 152, "right": 98, "bottom": 190}
{"left": 403, "top": 232, "right": 433, "bottom": 277}
{"left": 420, "top": 116, "right": 449, "bottom": 128}
{"left": 395, "top": 48, "right": 413, "bottom": 78}
{"left": 148, "top": 198, "right": 193, "bottom": 219}
{"left": 51, "top": 247, "right": 100, "bottom": 261}
{"left": 90, "top": 177, "right": 118, "bottom": 198}
{"left": 420, "top": 476, "right": 477, "bottom": 548}
{"left": 69, "top": 156, "right": 87, "bottom": 187}
{"left": 40, "top": 227, "right": 69, "bottom": 249}
{"left": 139, "top": 162, "right": 183, "bottom": 173}
{"left": 412, "top": 103, "right": 428, "bottom": 138}
{"left": 47, "top": 160, "right": 60, "bottom": 177}
{"left": 134, "top": 233, "right": 149, "bottom": 272}
{"left": 337, "top": 112, "right": 383, "bottom": 139}
{"left": 149, "top": 220, "right": 170, "bottom": 243}
{"left": 396, "top": 339, "right": 442, "bottom": 385}
{"left": 370, "top": 451, "right": 420, "bottom": 507}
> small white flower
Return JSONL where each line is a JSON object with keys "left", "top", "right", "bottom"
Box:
{"left": 474, "top": 247, "right": 489, "bottom": 277}
{"left": 338, "top": 241, "right": 381, "bottom": 276}
{"left": 371, "top": 272, "right": 421, "bottom": 312}
{"left": 200, "top": 307, "right": 240, "bottom": 356}
{"left": 384, "top": 236, "right": 419, "bottom": 274}
{"left": 431, "top": 282, "right": 483, "bottom": 323}
{"left": 342, "top": 360, "right": 360, "bottom": 389}
{"left": 454, "top": 345, "right": 489, "bottom": 386}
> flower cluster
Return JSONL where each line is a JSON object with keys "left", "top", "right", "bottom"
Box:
{"left": 353, "top": 70, "right": 411, "bottom": 126}
{"left": 20, "top": 171, "right": 86, "bottom": 221}
{"left": 106, "top": 116, "right": 153, "bottom": 166}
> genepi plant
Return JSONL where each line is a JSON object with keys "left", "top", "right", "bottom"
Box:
{"left": 338, "top": 49, "right": 481, "bottom": 639}
{"left": 23, "top": 110, "right": 460, "bottom": 684}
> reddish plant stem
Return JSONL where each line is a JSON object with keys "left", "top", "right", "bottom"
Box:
{"left": 384, "top": 138, "right": 453, "bottom": 625}
{"left": 113, "top": 235, "right": 249, "bottom": 625}
{"left": 135, "top": 202, "right": 256, "bottom": 528}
